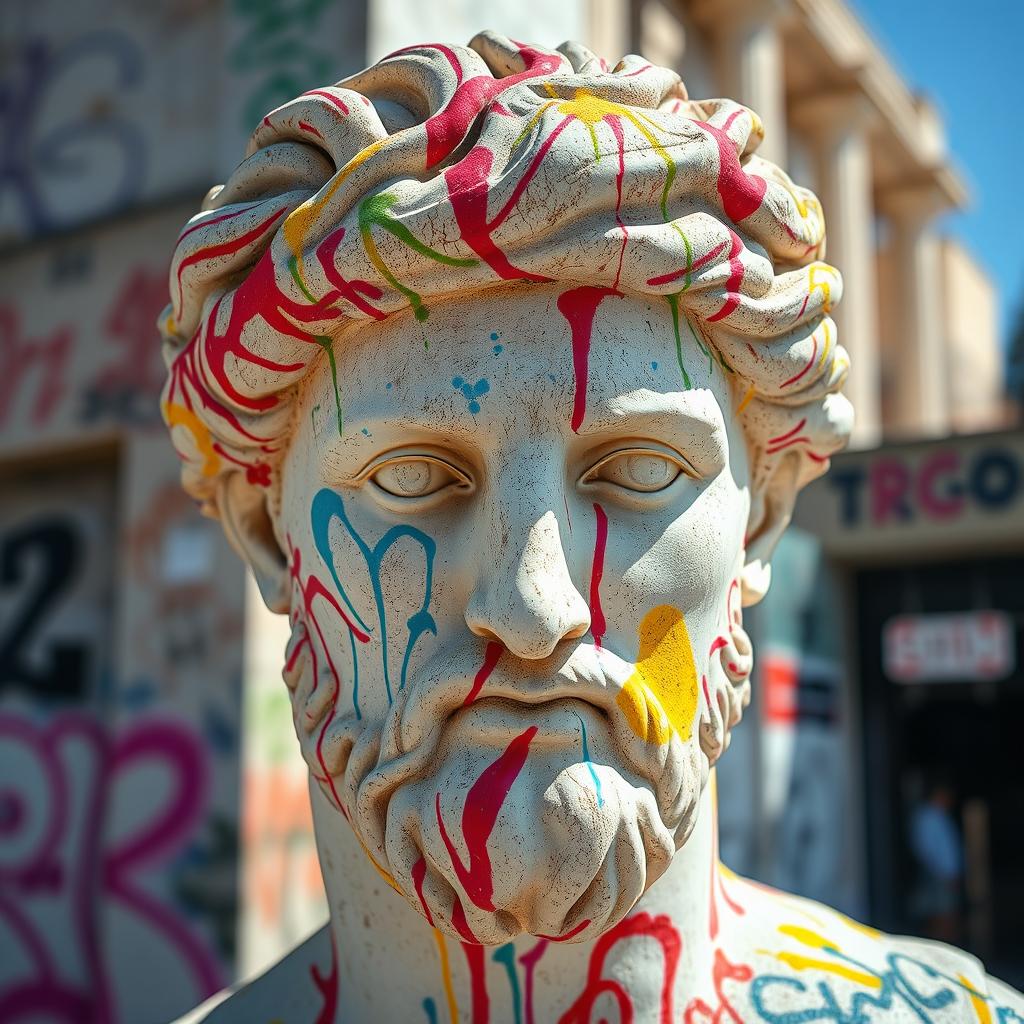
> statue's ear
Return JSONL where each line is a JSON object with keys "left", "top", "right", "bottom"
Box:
{"left": 216, "top": 472, "right": 290, "bottom": 613}
{"left": 741, "top": 455, "right": 800, "bottom": 607}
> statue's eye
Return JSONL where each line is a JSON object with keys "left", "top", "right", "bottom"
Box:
{"left": 368, "top": 457, "right": 472, "bottom": 499}
{"left": 582, "top": 449, "right": 689, "bottom": 493}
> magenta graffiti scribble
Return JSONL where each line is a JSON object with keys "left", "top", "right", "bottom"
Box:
{"left": 0, "top": 711, "right": 224, "bottom": 1022}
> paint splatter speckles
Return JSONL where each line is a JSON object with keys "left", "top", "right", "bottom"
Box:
{"left": 452, "top": 376, "right": 490, "bottom": 414}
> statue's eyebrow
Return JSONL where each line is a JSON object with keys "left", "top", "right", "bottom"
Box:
{"left": 573, "top": 393, "right": 728, "bottom": 471}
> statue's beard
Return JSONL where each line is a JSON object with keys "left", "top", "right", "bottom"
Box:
{"left": 287, "top": 631, "right": 707, "bottom": 946}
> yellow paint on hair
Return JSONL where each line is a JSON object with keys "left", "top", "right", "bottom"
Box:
{"left": 163, "top": 401, "right": 221, "bottom": 478}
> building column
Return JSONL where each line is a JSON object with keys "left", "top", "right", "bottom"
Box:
{"left": 880, "top": 186, "right": 949, "bottom": 438}
{"left": 793, "top": 92, "right": 881, "bottom": 448}
{"left": 692, "top": 0, "right": 788, "bottom": 166}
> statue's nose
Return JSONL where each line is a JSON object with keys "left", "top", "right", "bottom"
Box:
{"left": 465, "top": 508, "right": 591, "bottom": 661}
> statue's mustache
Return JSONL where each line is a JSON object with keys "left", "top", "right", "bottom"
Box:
{"left": 388, "top": 638, "right": 635, "bottom": 760}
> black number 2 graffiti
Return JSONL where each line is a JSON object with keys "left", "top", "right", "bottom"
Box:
{"left": 0, "top": 518, "right": 87, "bottom": 699}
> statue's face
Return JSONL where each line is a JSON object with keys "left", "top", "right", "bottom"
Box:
{"left": 279, "top": 284, "right": 750, "bottom": 944}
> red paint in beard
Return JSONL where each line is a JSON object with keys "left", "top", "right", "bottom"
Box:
{"left": 435, "top": 725, "right": 538, "bottom": 911}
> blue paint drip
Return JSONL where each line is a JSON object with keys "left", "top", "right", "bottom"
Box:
{"left": 651, "top": 360, "right": 659, "bottom": 371}
{"left": 490, "top": 331, "right": 500, "bottom": 341}
{"left": 451, "top": 376, "right": 490, "bottom": 414}
{"left": 493, "top": 344, "right": 503, "bottom": 355}
{"left": 748, "top": 948, "right": 998, "bottom": 1024}
{"left": 311, "top": 488, "right": 437, "bottom": 707}
{"left": 574, "top": 711, "right": 603, "bottom": 806}
{"left": 492, "top": 944, "right": 523, "bottom": 1024}
{"left": 422, "top": 997, "right": 437, "bottom": 1024}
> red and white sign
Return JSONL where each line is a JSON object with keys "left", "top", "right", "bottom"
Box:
{"left": 883, "top": 611, "right": 1015, "bottom": 683}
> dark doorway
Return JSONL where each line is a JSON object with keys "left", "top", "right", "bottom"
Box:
{"left": 857, "top": 555, "right": 1024, "bottom": 988}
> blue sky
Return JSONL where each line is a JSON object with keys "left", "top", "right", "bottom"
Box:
{"left": 850, "top": 0, "right": 1024, "bottom": 347}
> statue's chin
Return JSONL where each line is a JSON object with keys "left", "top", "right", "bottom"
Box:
{"left": 377, "top": 725, "right": 683, "bottom": 945}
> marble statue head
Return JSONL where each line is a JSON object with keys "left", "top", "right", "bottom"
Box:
{"left": 159, "top": 31, "right": 851, "bottom": 947}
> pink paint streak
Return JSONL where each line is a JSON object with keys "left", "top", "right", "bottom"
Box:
{"left": 462, "top": 941, "right": 490, "bottom": 1024}
{"left": 463, "top": 641, "right": 504, "bottom": 706}
{"left": 436, "top": 726, "right": 538, "bottom": 911}
{"left": 312, "top": 931, "right": 339, "bottom": 1024}
{"left": 411, "top": 856, "right": 434, "bottom": 926}
{"left": 706, "top": 229, "right": 744, "bottom": 323}
{"left": 557, "top": 285, "right": 619, "bottom": 432}
{"left": 691, "top": 116, "right": 767, "bottom": 224}
{"left": 590, "top": 503, "right": 608, "bottom": 648}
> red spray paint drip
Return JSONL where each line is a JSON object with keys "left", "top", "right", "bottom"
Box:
{"left": 461, "top": 940, "right": 490, "bottom": 1024}
{"left": 557, "top": 286, "right": 619, "bottom": 433}
{"left": 691, "top": 112, "right": 767, "bottom": 224}
{"left": 706, "top": 229, "right": 744, "bottom": 324}
{"left": 537, "top": 918, "right": 591, "bottom": 942}
{"left": 463, "top": 641, "right": 504, "bottom": 706}
{"left": 435, "top": 726, "right": 538, "bottom": 911}
{"left": 557, "top": 911, "right": 681, "bottom": 1024}
{"left": 411, "top": 856, "right": 434, "bottom": 926}
{"left": 683, "top": 947, "right": 754, "bottom": 1024}
{"left": 450, "top": 894, "right": 478, "bottom": 944}
{"left": 311, "top": 930, "right": 339, "bottom": 1024}
{"left": 589, "top": 503, "right": 608, "bottom": 648}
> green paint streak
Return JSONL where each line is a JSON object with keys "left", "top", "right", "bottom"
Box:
{"left": 358, "top": 193, "right": 478, "bottom": 323}
{"left": 493, "top": 944, "right": 523, "bottom": 1024}
{"left": 361, "top": 193, "right": 477, "bottom": 268}
{"left": 670, "top": 225, "right": 694, "bottom": 291}
{"left": 686, "top": 315, "right": 714, "bottom": 375}
{"left": 660, "top": 159, "right": 677, "bottom": 222}
{"left": 586, "top": 122, "right": 601, "bottom": 162}
{"left": 315, "top": 336, "right": 343, "bottom": 435}
{"left": 288, "top": 255, "right": 318, "bottom": 304}
{"left": 667, "top": 294, "right": 692, "bottom": 390}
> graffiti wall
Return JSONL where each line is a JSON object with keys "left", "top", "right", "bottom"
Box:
{"left": 0, "top": 204, "right": 247, "bottom": 1023}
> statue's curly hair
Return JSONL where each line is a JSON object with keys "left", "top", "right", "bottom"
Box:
{"left": 159, "top": 30, "right": 851, "bottom": 594}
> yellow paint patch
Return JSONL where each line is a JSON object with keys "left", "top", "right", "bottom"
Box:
{"left": 958, "top": 974, "right": 992, "bottom": 1024}
{"left": 283, "top": 136, "right": 389, "bottom": 259}
{"left": 779, "top": 924, "right": 835, "bottom": 950}
{"left": 616, "top": 605, "right": 699, "bottom": 744}
{"left": 163, "top": 401, "right": 221, "bottom": 478}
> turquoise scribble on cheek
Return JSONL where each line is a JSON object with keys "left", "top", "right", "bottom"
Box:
{"left": 422, "top": 997, "right": 437, "bottom": 1024}
{"left": 310, "top": 488, "right": 437, "bottom": 708}
{"left": 451, "top": 376, "right": 490, "bottom": 414}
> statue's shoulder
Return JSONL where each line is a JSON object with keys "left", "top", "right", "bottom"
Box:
{"left": 174, "top": 924, "right": 336, "bottom": 1024}
{"left": 728, "top": 879, "right": 1024, "bottom": 1022}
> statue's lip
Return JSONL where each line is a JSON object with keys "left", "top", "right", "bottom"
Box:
{"left": 451, "top": 693, "right": 608, "bottom": 743}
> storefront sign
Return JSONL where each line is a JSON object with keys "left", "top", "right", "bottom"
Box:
{"left": 794, "top": 431, "right": 1024, "bottom": 558}
{"left": 883, "top": 611, "right": 1014, "bottom": 683}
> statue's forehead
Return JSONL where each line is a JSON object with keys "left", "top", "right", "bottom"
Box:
{"left": 328, "top": 285, "right": 725, "bottom": 406}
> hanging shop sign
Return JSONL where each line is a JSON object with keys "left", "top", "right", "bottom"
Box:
{"left": 883, "top": 610, "right": 1015, "bottom": 684}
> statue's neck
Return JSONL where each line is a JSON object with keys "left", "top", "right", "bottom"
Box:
{"left": 312, "top": 779, "right": 720, "bottom": 1022}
